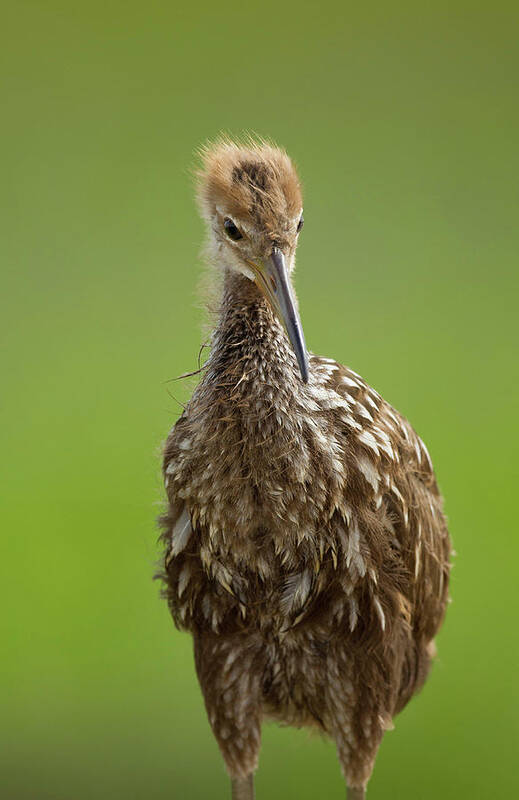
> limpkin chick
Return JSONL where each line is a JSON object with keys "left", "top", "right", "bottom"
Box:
{"left": 160, "top": 139, "right": 451, "bottom": 799}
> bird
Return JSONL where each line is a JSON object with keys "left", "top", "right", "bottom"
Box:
{"left": 158, "top": 138, "right": 451, "bottom": 800}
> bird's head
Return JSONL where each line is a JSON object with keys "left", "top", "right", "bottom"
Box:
{"left": 196, "top": 138, "right": 308, "bottom": 382}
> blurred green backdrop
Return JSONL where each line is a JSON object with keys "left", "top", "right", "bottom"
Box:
{"left": 1, "top": 1, "right": 518, "bottom": 798}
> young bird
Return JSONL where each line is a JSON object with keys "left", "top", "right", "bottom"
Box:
{"left": 159, "top": 139, "right": 451, "bottom": 799}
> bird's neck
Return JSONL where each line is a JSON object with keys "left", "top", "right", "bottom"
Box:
{"left": 207, "top": 269, "right": 300, "bottom": 391}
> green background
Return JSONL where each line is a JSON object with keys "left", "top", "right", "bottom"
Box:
{"left": 2, "top": 2, "right": 518, "bottom": 798}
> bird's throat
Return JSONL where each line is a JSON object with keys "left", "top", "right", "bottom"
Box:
{"left": 208, "top": 269, "right": 301, "bottom": 391}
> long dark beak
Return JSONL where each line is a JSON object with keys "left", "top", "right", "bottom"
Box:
{"left": 250, "top": 247, "right": 309, "bottom": 383}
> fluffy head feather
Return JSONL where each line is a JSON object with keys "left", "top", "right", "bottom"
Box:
{"left": 196, "top": 137, "right": 303, "bottom": 254}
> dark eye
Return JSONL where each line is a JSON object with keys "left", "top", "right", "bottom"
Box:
{"left": 224, "top": 218, "right": 243, "bottom": 241}
{"left": 297, "top": 214, "right": 304, "bottom": 233}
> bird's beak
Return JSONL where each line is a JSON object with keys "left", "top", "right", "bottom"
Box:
{"left": 248, "top": 247, "right": 309, "bottom": 383}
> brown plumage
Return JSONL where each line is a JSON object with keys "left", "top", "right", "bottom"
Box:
{"left": 159, "top": 138, "right": 451, "bottom": 799}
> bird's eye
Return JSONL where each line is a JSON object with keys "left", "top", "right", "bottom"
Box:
{"left": 297, "top": 215, "right": 304, "bottom": 233}
{"left": 224, "top": 218, "right": 243, "bottom": 241}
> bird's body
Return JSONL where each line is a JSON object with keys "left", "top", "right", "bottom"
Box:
{"left": 160, "top": 140, "right": 450, "bottom": 798}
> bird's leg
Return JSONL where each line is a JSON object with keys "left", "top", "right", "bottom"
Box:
{"left": 346, "top": 787, "right": 366, "bottom": 800}
{"left": 194, "top": 633, "right": 263, "bottom": 797}
{"left": 231, "top": 774, "right": 254, "bottom": 800}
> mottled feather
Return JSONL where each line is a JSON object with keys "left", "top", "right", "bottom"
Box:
{"left": 158, "top": 140, "right": 451, "bottom": 795}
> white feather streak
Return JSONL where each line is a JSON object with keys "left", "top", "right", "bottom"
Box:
{"left": 357, "top": 455, "right": 380, "bottom": 491}
{"left": 170, "top": 508, "right": 192, "bottom": 558}
{"left": 358, "top": 430, "right": 380, "bottom": 456}
{"left": 373, "top": 597, "right": 386, "bottom": 631}
{"left": 177, "top": 564, "right": 191, "bottom": 596}
{"left": 345, "top": 521, "right": 366, "bottom": 577}
{"left": 356, "top": 402, "right": 373, "bottom": 422}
